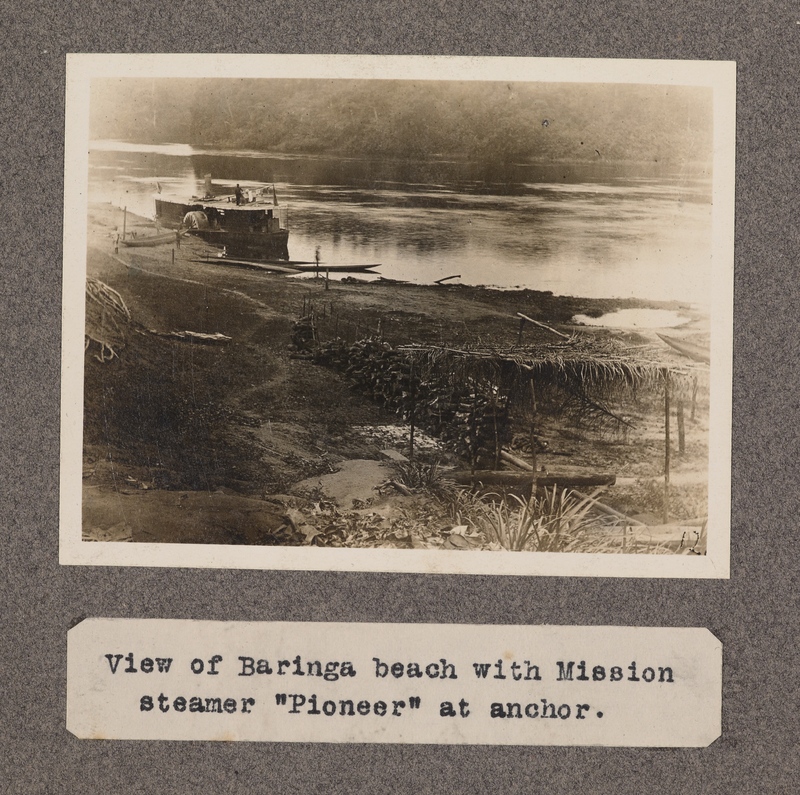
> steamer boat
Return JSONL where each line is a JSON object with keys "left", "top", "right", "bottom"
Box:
{"left": 154, "top": 174, "right": 290, "bottom": 260}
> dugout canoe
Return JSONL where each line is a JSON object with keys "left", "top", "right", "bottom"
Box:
{"left": 288, "top": 263, "right": 380, "bottom": 273}
{"left": 120, "top": 231, "right": 183, "bottom": 248}
{"left": 656, "top": 334, "right": 710, "bottom": 365}
{"left": 190, "top": 258, "right": 301, "bottom": 275}
{"left": 210, "top": 256, "right": 380, "bottom": 273}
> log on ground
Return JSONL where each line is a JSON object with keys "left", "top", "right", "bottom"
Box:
{"left": 444, "top": 470, "right": 616, "bottom": 488}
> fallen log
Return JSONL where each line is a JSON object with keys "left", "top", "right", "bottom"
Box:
{"left": 445, "top": 471, "right": 616, "bottom": 489}
{"left": 500, "top": 449, "right": 533, "bottom": 471}
{"left": 434, "top": 274, "right": 461, "bottom": 284}
{"left": 571, "top": 489, "right": 645, "bottom": 526}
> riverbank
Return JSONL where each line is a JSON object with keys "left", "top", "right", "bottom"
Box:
{"left": 81, "top": 202, "right": 709, "bottom": 551}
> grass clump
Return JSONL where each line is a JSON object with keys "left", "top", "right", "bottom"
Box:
{"left": 476, "top": 488, "right": 606, "bottom": 552}
{"left": 391, "top": 458, "right": 456, "bottom": 500}
{"left": 445, "top": 486, "right": 673, "bottom": 554}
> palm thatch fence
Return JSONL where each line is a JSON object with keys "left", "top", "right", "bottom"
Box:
{"left": 305, "top": 321, "right": 709, "bottom": 524}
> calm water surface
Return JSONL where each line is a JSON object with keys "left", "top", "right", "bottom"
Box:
{"left": 88, "top": 141, "right": 712, "bottom": 305}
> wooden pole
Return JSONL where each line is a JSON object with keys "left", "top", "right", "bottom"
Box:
{"left": 409, "top": 360, "right": 415, "bottom": 460}
{"left": 122, "top": 206, "right": 127, "bottom": 241}
{"left": 571, "top": 489, "right": 646, "bottom": 526}
{"left": 529, "top": 376, "right": 538, "bottom": 503}
{"left": 677, "top": 398, "right": 686, "bottom": 454}
{"left": 470, "top": 390, "right": 480, "bottom": 474}
{"left": 663, "top": 370, "right": 671, "bottom": 524}
{"left": 516, "top": 312, "right": 570, "bottom": 340}
{"left": 493, "top": 398, "right": 500, "bottom": 470}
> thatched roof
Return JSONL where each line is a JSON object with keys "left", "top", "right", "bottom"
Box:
{"left": 398, "top": 332, "right": 708, "bottom": 388}
{"left": 396, "top": 333, "right": 709, "bottom": 430}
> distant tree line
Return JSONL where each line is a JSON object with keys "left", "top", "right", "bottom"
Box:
{"left": 90, "top": 78, "right": 712, "bottom": 167}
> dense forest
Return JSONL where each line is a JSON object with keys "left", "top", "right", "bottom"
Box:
{"left": 90, "top": 78, "right": 712, "bottom": 167}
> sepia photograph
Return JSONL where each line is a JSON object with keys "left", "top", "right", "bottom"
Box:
{"left": 60, "top": 55, "right": 734, "bottom": 575}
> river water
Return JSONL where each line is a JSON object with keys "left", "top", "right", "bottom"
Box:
{"left": 88, "top": 141, "right": 712, "bottom": 306}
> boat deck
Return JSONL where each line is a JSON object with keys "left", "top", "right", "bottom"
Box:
{"left": 161, "top": 194, "right": 278, "bottom": 211}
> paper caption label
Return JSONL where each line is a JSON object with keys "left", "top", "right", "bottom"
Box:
{"left": 67, "top": 620, "right": 721, "bottom": 746}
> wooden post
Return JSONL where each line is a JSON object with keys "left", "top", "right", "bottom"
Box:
{"left": 171, "top": 248, "right": 175, "bottom": 266}
{"left": 663, "top": 370, "right": 671, "bottom": 524}
{"left": 470, "top": 389, "right": 479, "bottom": 474}
{"left": 529, "top": 375, "right": 538, "bottom": 505}
{"left": 325, "top": 268, "right": 329, "bottom": 290}
{"left": 409, "top": 360, "right": 416, "bottom": 460}
{"left": 122, "top": 206, "right": 127, "bottom": 241}
{"left": 677, "top": 398, "right": 685, "bottom": 454}
{"left": 492, "top": 396, "right": 500, "bottom": 470}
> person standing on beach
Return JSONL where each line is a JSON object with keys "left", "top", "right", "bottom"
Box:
{"left": 235, "top": 184, "right": 243, "bottom": 205}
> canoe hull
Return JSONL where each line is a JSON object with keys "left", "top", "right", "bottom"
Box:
{"left": 120, "top": 232, "right": 180, "bottom": 248}
{"left": 287, "top": 263, "right": 380, "bottom": 273}
{"left": 207, "top": 255, "right": 379, "bottom": 273}
{"left": 656, "top": 333, "right": 710, "bottom": 364}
